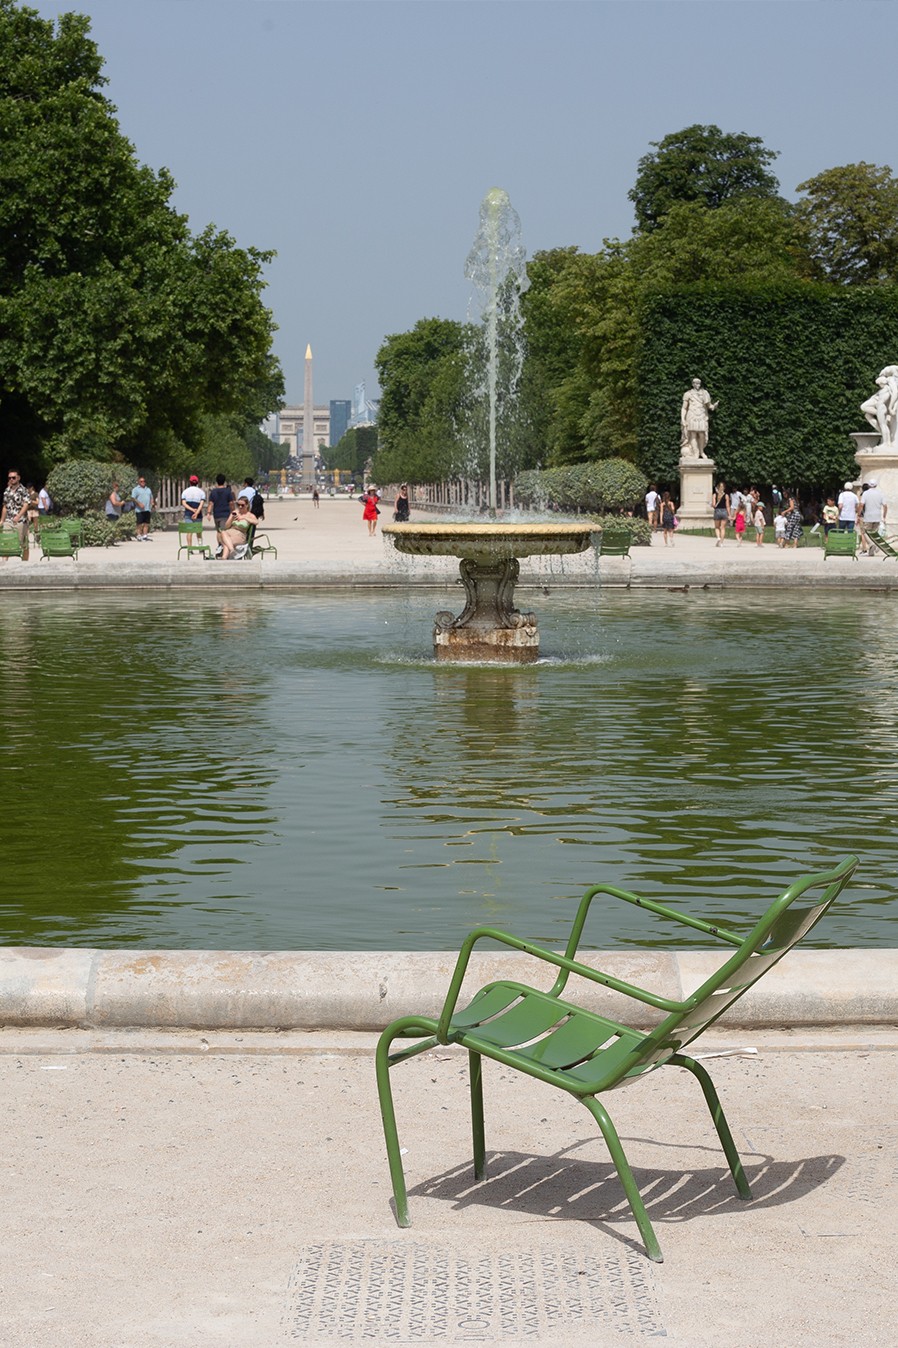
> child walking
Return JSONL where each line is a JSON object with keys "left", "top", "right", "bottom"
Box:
{"left": 660, "top": 491, "right": 677, "bottom": 546}
{"left": 753, "top": 501, "right": 766, "bottom": 546}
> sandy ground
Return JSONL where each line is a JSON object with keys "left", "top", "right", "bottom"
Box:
{"left": 3, "top": 496, "right": 888, "bottom": 585}
{"left": 1, "top": 1027, "right": 895, "bottom": 1347}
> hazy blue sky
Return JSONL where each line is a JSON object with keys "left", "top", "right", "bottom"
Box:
{"left": 30, "top": 0, "right": 898, "bottom": 405}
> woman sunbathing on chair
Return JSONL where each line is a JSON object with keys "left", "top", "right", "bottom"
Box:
{"left": 218, "top": 498, "right": 258, "bottom": 559}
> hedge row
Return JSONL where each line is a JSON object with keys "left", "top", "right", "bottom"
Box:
{"left": 515, "top": 458, "right": 647, "bottom": 514}
{"left": 636, "top": 284, "right": 898, "bottom": 487}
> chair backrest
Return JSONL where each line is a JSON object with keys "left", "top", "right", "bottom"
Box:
{"left": 605, "top": 856, "right": 858, "bottom": 1088}
{"left": 179, "top": 521, "right": 205, "bottom": 543}
{"left": 600, "top": 531, "right": 631, "bottom": 556}
{"left": 40, "top": 531, "right": 75, "bottom": 557}
{"left": 824, "top": 531, "right": 856, "bottom": 558}
{"left": 0, "top": 531, "right": 23, "bottom": 555}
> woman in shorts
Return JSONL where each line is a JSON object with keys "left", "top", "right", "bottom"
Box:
{"left": 712, "top": 481, "right": 730, "bottom": 547}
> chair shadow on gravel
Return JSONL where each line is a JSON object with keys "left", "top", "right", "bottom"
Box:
{"left": 408, "top": 1138, "right": 845, "bottom": 1238}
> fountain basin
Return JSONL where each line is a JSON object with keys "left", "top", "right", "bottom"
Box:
{"left": 383, "top": 521, "right": 596, "bottom": 662}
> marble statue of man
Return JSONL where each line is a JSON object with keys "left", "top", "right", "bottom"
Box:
{"left": 861, "top": 365, "right": 898, "bottom": 447}
{"left": 680, "top": 378, "right": 719, "bottom": 459}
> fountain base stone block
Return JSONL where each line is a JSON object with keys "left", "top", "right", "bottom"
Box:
{"left": 434, "top": 619, "right": 539, "bottom": 663}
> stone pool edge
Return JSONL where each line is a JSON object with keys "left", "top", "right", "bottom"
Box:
{"left": 1, "top": 948, "right": 894, "bottom": 1031}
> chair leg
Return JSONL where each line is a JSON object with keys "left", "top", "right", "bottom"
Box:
{"left": 374, "top": 1029, "right": 411, "bottom": 1228}
{"left": 469, "top": 1050, "right": 485, "bottom": 1180}
{"left": 581, "top": 1095, "right": 663, "bottom": 1263}
{"left": 670, "top": 1053, "right": 752, "bottom": 1200}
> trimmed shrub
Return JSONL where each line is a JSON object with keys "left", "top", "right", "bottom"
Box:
{"left": 515, "top": 458, "right": 647, "bottom": 514}
{"left": 45, "top": 459, "right": 139, "bottom": 515}
{"left": 590, "top": 514, "right": 652, "bottom": 546}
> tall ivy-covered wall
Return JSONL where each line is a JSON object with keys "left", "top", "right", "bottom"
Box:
{"left": 636, "top": 285, "right": 898, "bottom": 487}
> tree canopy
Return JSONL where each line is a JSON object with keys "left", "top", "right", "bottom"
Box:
{"left": 795, "top": 163, "right": 898, "bottom": 285}
{"left": 628, "top": 124, "right": 781, "bottom": 232}
{"left": 0, "top": 0, "right": 283, "bottom": 478}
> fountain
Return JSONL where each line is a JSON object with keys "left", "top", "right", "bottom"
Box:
{"left": 383, "top": 188, "right": 595, "bottom": 663}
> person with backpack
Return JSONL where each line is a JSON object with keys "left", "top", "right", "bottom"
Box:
{"left": 237, "top": 477, "right": 265, "bottom": 521}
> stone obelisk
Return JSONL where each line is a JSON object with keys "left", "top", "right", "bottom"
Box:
{"left": 301, "top": 344, "right": 316, "bottom": 489}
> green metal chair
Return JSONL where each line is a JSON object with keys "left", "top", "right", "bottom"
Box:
{"left": 0, "top": 529, "right": 25, "bottom": 559}
{"left": 248, "top": 527, "right": 277, "bottom": 560}
{"left": 233, "top": 523, "right": 277, "bottom": 560}
{"left": 599, "top": 529, "right": 632, "bottom": 557}
{"left": 177, "top": 520, "right": 211, "bottom": 560}
{"left": 863, "top": 529, "right": 898, "bottom": 560}
{"left": 824, "top": 530, "right": 857, "bottom": 559}
{"left": 39, "top": 530, "right": 77, "bottom": 560}
{"left": 57, "top": 518, "right": 85, "bottom": 549}
{"left": 376, "top": 855, "right": 859, "bottom": 1264}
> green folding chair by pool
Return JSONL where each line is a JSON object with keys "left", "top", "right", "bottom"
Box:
{"left": 824, "top": 530, "right": 857, "bottom": 559}
{"left": 599, "top": 529, "right": 631, "bottom": 557}
{"left": 376, "top": 855, "right": 859, "bottom": 1264}
{"left": 864, "top": 529, "right": 898, "bottom": 560}
{"left": 0, "top": 529, "right": 25, "bottom": 559}
{"left": 39, "top": 530, "right": 77, "bottom": 560}
{"left": 177, "top": 520, "right": 211, "bottom": 560}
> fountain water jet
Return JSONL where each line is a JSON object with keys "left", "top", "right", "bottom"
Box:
{"left": 384, "top": 188, "right": 595, "bottom": 663}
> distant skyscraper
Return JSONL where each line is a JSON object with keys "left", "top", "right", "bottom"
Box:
{"left": 329, "top": 400, "right": 351, "bottom": 447}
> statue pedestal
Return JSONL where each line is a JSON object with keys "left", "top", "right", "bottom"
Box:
{"left": 677, "top": 457, "right": 716, "bottom": 529}
{"left": 852, "top": 436, "right": 898, "bottom": 538}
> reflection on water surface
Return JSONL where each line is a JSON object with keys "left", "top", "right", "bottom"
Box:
{"left": 0, "top": 590, "right": 894, "bottom": 949}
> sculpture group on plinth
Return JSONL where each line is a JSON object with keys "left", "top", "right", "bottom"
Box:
{"left": 851, "top": 364, "right": 898, "bottom": 541}
{"left": 860, "top": 365, "right": 898, "bottom": 448}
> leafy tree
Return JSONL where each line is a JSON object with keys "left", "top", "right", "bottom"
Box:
{"left": 629, "top": 124, "right": 781, "bottom": 232}
{"left": 795, "top": 163, "right": 898, "bottom": 284}
{"left": 0, "top": 1, "right": 283, "bottom": 478}
{"left": 322, "top": 425, "right": 377, "bottom": 480}
{"left": 373, "top": 318, "right": 470, "bottom": 483}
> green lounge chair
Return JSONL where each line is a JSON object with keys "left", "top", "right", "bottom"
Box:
{"left": 177, "top": 520, "right": 211, "bottom": 560}
{"left": 864, "top": 530, "right": 898, "bottom": 560}
{"left": 824, "top": 530, "right": 857, "bottom": 559}
{"left": 39, "top": 530, "right": 77, "bottom": 560}
{"left": 376, "top": 855, "right": 858, "bottom": 1264}
{"left": 599, "top": 529, "right": 631, "bottom": 557}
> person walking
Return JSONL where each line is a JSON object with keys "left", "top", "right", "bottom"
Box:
{"left": 645, "top": 484, "right": 660, "bottom": 532}
{"left": 711, "top": 481, "right": 729, "bottom": 546}
{"left": 205, "top": 475, "right": 235, "bottom": 546}
{"left": 753, "top": 500, "right": 766, "bottom": 546}
{"left": 312, "top": 488, "right": 320, "bottom": 508}
{"left": 858, "top": 477, "right": 887, "bottom": 554}
{"left": 130, "top": 476, "right": 154, "bottom": 540}
{"left": 784, "top": 495, "right": 803, "bottom": 549}
{"left": 393, "top": 484, "right": 410, "bottom": 522}
{"left": 659, "top": 491, "right": 677, "bottom": 546}
{"left": 0, "top": 469, "right": 30, "bottom": 559}
{"left": 733, "top": 499, "right": 747, "bottom": 545}
{"left": 837, "top": 481, "right": 859, "bottom": 533}
{"left": 362, "top": 487, "right": 380, "bottom": 536}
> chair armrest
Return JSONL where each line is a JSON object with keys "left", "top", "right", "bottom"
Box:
{"left": 566, "top": 884, "right": 744, "bottom": 959}
{"left": 435, "top": 927, "right": 686, "bottom": 1042}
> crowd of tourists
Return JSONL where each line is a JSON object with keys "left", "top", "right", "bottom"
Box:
{"left": 643, "top": 479, "right": 888, "bottom": 552}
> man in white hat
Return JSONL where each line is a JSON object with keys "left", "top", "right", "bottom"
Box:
{"left": 858, "top": 477, "right": 887, "bottom": 553}
{"left": 837, "top": 480, "right": 859, "bottom": 533}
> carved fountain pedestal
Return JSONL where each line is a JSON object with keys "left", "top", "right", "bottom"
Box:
{"left": 383, "top": 522, "right": 597, "bottom": 663}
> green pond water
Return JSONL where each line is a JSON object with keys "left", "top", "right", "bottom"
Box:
{"left": 0, "top": 589, "right": 894, "bottom": 950}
